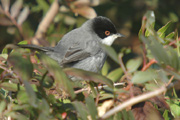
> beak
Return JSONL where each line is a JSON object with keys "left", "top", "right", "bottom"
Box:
{"left": 116, "top": 33, "right": 125, "bottom": 38}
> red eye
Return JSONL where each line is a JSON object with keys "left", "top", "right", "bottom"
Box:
{"left": 105, "top": 31, "right": 110, "bottom": 36}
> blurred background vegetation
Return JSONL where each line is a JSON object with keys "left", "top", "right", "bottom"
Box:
{"left": 1, "top": 0, "right": 179, "bottom": 49}
{"left": 0, "top": 0, "right": 180, "bottom": 119}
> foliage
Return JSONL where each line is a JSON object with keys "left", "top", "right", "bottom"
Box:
{"left": 0, "top": 0, "right": 180, "bottom": 120}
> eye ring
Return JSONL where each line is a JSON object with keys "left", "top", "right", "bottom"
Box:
{"left": 105, "top": 31, "right": 110, "bottom": 36}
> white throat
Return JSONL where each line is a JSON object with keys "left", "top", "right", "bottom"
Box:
{"left": 101, "top": 34, "right": 118, "bottom": 46}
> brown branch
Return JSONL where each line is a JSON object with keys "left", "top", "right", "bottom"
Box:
{"left": 141, "top": 59, "right": 157, "bottom": 71}
{"left": 32, "top": 0, "right": 59, "bottom": 45}
{"left": 167, "top": 37, "right": 180, "bottom": 47}
{"left": 100, "top": 86, "right": 167, "bottom": 119}
{"left": 142, "top": 43, "right": 147, "bottom": 68}
{"left": 166, "top": 75, "right": 174, "bottom": 87}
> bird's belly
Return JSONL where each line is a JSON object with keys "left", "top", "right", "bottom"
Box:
{"left": 71, "top": 52, "right": 106, "bottom": 73}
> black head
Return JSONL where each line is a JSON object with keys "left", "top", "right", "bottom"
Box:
{"left": 92, "top": 16, "right": 117, "bottom": 39}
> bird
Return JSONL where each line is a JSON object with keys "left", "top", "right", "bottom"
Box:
{"left": 18, "top": 16, "right": 124, "bottom": 74}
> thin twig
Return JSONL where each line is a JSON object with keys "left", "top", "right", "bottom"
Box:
{"left": 118, "top": 54, "right": 127, "bottom": 75}
{"left": 166, "top": 75, "right": 174, "bottom": 87}
{"left": 142, "top": 43, "right": 147, "bottom": 68}
{"left": 95, "top": 93, "right": 100, "bottom": 106}
{"left": 100, "top": 86, "right": 167, "bottom": 120}
{"left": 74, "top": 83, "right": 125, "bottom": 94}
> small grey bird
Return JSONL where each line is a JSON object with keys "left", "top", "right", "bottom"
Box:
{"left": 19, "top": 16, "right": 123, "bottom": 73}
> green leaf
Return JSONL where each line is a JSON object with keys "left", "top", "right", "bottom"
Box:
{"left": 167, "top": 47, "right": 180, "bottom": 70}
{"left": 173, "top": 87, "right": 178, "bottom": 98}
{"left": 1, "top": 47, "right": 8, "bottom": 54}
{"left": 157, "top": 21, "right": 172, "bottom": 38}
{"left": 101, "top": 44, "right": 119, "bottom": 64}
{"left": 145, "top": 11, "right": 155, "bottom": 27}
{"left": 38, "top": 99, "right": 50, "bottom": 120}
{"left": 144, "top": 11, "right": 155, "bottom": 37}
{"left": 132, "top": 69, "right": 158, "bottom": 84}
{"left": 145, "top": 83, "right": 159, "bottom": 91}
{"left": 0, "top": 101, "right": 6, "bottom": 113}
{"left": 163, "top": 110, "right": 170, "bottom": 120}
{"left": 73, "top": 101, "right": 89, "bottom": 120}
{"left": 17, "top": 90, "right": 29, "bottom": 104}
{"left": 8, "top": 112, "right": 29, "bottom": 120}
{"left": 166, "top": 32, "right": 175, "bottom": 39}
{"left": 156, "top": 69, "right": 169, "bottom": 83}
{"left": 138, "top": 25, "right": 143, "bottom": 37}
{"left": 24, "top": 80, "right": 37, "bottom": 107}
{"left": 121, "top": 109, "right": 128, "bottom": 120}
{"left": 39, "top": 54, "right": 75, "bottom": 99}
{"left": 36, "top": 0, "right": 49, "bottom": 15}
{"left": 89, "top": 82, "right": 98, "bottom": 97}
{"left": 107, "top": 68, "right": 123, "bottom": 82}
{"left": 113, "top": 112, "right": 122, "bottom": 120}
{"left": 142, "top": 35, "right": 180, "bottom": 71}
{"left": 101, "top": 61, "right": 110, "bottom": 76}
{"left": 167, "top": 70, "right": 180, "bottom": 79}
{"left": 126, "top": 57, "right": 142, "bottom": 73}
{"left": 0, "top": 54, "right": 8, "bottom": 60}
{"left": 99, "top": 93, "right": 114, "bottom": 100}
{"left": 141, "top": 35, "right": 170, "bottom": 66}
{"left": 169, "top": 12, "right": 179, "bottom": 22}
{"left": 18, "top": 40, "right": 28, "bottom": 45}
{"left": 8, "top": 50, "right": 33, "bottom": 80}
{"left": 0, "top": 82, "right": 25, "bottom": 92}
{"left": 39, "top": 99, "right": 50, "bottom": 114}
{"left": 64, "top": 68, "right": 114, "bottom": 88}
{"left": 145, "top": 22, "right": 155, "bottom": 37}
{"left": 12, "top": 104, "right": 29, "bottom": 111}
{"left": 85, "top": 96, "right": 98, "bottom": 120}
{"left": 167, "top": 100, "right": 180, "bottom": 118}
{"left": 38, "top": 113, "right": 50, "bottom": 120}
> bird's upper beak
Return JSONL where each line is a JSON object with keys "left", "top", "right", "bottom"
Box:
{"left": 115, "top": 33, "right": 125, "bottom": 38}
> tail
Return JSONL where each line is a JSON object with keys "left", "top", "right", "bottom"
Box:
{"left": 17, "top": 44, "right": 54, "bottom": 52}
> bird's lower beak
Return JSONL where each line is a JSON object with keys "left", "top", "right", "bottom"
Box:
{"left": 116, "top": 33, "right": 125, "bottom": 38}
